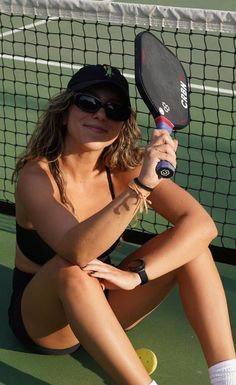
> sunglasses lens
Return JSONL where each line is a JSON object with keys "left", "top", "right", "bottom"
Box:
{"left": 75, "top": 95, "right": 100, "bottom": 113}
{"left": 106, "top": 103, "right": 131, "bottom": 121}
{"left": 74, "top": 94, "right": 131, "bottom": 121}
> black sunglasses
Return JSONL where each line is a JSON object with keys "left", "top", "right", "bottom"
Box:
{"left": 74, "top": 94, "right": 131, "bottom": 122}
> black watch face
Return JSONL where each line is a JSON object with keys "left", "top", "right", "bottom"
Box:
{"left": 128, "top": 259, "right": 144, "bottom": 272}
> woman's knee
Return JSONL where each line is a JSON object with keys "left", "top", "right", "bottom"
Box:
{"left": 51, "top": 256, "right": 98, "bottom": 296}
{"left": 40, "top": 255, "right": 94, "bottom": 296}
{"left": 175, "top": 247, "right": 215, "bottom": 278}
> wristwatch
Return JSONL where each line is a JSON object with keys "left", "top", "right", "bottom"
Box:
{"left": 128, "top": 259, "right": 148, "bottom": 285}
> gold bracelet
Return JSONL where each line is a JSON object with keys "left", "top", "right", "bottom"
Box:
{"left": 128, "top": 180, "right": 152, "bottom": 214}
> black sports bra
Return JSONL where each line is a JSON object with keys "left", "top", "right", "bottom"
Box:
{"left": 16, "top": 167, "right": 119, "bottom": 265}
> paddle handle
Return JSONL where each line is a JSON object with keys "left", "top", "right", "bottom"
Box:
{"left": 155, "top": 116, "right": 175, "bottom": 178}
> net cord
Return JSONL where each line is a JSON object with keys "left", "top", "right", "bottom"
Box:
{"left": 0, "top": 0, "right": 236, "bottom": 33}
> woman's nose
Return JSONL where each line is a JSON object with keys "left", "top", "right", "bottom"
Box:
{"left": 92, "top": 106, "right": 107, "bottom": 120}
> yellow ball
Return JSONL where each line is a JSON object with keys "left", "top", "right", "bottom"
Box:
{"left": 135, "top": 348, "right": 158, "bottom": 375}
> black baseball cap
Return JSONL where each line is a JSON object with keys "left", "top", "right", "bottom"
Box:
{"left": 67, "top": 64, "right": 131, "bottom": 106}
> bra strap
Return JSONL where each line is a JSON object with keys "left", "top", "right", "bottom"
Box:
{"left": 105, "top": 166, "right": 115, "bottom": 200}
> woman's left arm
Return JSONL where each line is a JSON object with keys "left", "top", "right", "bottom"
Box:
{"left": 83, "top": 178, "right": 217, "bottom": 289}
{"left": 140, "top": 178, "right": 218, "bottom": 280}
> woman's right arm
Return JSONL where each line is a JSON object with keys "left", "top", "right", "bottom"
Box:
{"left": 16, "top": 163, "right": 150, "bottom": 267}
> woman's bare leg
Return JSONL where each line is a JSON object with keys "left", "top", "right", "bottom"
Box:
{"left": 108, "top": 246, "right": 235, "bottom": 368}
{"left": 21, "top": 247, "right": 235, "bottom": 384}
{"left": 176, "top": 248, "right": 235, "bottom": 366}
{"left": 21, "top": 256, "right": 152, "bottom": 385}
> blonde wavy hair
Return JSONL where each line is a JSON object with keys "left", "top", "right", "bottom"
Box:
{"left": 13, "top": 89, "right": 144, "bottom": 209}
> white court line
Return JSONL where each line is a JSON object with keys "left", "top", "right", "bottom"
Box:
{"left": 189, "top": 83, "right": 236, "bottom": 96}
{"left": 123, "top": 73, "right": 236, "bottom": 96}
{"left": 0, "top": 53, "right": 81, "bottom": 70}
{"left": 0, "top": 53, "right": 235, "bottom": 97}
{"left": 0, "top": 17, "right": 58, "bottom": 39}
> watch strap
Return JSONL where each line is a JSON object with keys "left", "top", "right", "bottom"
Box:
{"left": 137, "top": 269, "right": 149, "bottom": 285}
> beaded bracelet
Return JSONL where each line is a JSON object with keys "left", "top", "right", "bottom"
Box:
{"left": 133, "top": 177, "right": 154, "bottom": 192}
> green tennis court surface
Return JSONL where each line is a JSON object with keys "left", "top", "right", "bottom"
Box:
{"left": 0, "top": 1, "right": 235, "bottom": 384}
{"left": 0, "top": 214, "right": 235, "bottom": 385}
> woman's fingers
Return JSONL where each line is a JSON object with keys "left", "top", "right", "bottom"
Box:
{"left": 82, "top": 259, "right": 112, "bottom": 273}
{"left": 150, "top": 129, "right": 177, "bottom": 153}
{"left": 139, "top": 129, "right": 178, "bottom": 187}
{"left": 82, "top": 259, "right": 139, "bottom": 290}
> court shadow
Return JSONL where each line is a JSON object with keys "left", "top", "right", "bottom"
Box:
{"left": 223, "top": 276, "right": 236, "bottom": 293}
{"left": 0, "top": 214, "right": 16, "bottom": 234}
{"left": 0, "top": 362, "right": 50, "bottom": 385}
{"left": 0, "top": 265, "right": 28, "bottom": 353}
{"left": 0, "top": 266, "right": 51, "bottom": 384}
{"left": 72, "top": 347, "right": 112, "bottom": 385}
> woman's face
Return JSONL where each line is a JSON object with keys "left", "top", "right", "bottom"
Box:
{"left": 64, "top": 85, "right": 126, "bottom": 153}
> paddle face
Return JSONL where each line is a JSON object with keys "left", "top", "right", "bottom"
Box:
{"left": 135, "top": 31, "right": 190, "bottom": 129}
{"left": 135, "top": 31, "right": 190, "bottom": 177}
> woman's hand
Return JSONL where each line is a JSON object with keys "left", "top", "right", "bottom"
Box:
{"left": 138, "top": 129, "right": 178, "bottom": 188}
{"left": 82, "top": 259, "right": 141, "bottom": 290}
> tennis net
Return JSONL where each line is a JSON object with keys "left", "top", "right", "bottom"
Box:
{"left": 0, "top": 0, "right": 235, "bottom": 263}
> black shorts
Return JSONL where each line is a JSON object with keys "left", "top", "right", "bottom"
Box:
{"left": 8, "top": 268, "right": 80, "bottom": 355}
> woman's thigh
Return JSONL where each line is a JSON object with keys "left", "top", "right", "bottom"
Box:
{"left": 20, "top": 256, "right": 83, "bottom": 349}
{"left": 20, "top": 247, "right": 175, "bottom": 348}
{"left": 107, "top": 242, "right": 176, "bottom": 329}
{"left": 108, "top": 272, "right": 176, "bottom": 330}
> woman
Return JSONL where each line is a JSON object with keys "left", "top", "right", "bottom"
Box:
{"left": 8, "top": 64, "right": 235, "bottom": 385}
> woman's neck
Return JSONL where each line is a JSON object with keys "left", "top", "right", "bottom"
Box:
{"left": 59, "top": 151, "right": 104, "bottom": 182}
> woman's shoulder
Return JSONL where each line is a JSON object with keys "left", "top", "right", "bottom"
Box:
{"left": 17, "top": 159, "right": 56, "bottom": 199}
{"left": 15, "top": 160, "right": 56, "bottom": 225}
{"left": 18, "top": 159, "right": 51, "bottom": 181}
